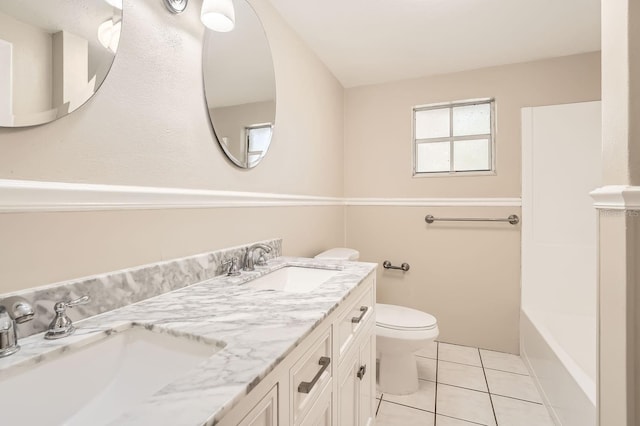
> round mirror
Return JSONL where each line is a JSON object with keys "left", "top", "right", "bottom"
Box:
{"left": 0, "top": 0, "right": 122, "bottom": 127}
{"left": 203, "top": 0, "right": 276, "bottom": 169}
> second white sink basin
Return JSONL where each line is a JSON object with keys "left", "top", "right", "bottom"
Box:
{"left": 0, "top": 325, "right": 223, "bottom": 426}
{"left": 245, "top": 266, "right": 340, "bottom": 293}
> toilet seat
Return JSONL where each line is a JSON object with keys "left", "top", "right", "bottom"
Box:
{"left": 376, "top": 303, "right": 437, "bottom": 330}
{"left": 375, "top": 303, "right": 439, "bottom": 341}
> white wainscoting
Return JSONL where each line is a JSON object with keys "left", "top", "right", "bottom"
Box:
{"left": 0, "top": 179, "right": 521, "bottom": 212}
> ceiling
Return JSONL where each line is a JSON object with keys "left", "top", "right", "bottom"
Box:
{"left": 268, "top": 0, "right": 601, "bottom": 88}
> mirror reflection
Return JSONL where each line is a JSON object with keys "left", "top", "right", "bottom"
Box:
{"left": 203, "top": 0, "right": 276, "bottom": 169}
{"left": 0, "top": 0, "right": 122, "bottom": 127}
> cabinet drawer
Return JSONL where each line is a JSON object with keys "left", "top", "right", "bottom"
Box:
{"left": 290, "top": 328, "right": 332, "bottom": 424}
{"left": 336, "top": 279, "right": 374, "bottom": 360}
{"left": 299, "top": 379, "right": 332, "bottom": 426}
{"left": 238, "top": 384, "right": 278, "bottom": 426}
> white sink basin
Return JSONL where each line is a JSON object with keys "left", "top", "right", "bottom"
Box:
{"left": 245, "top": 266, "right": 340, "bottom": 293}
{"left": 0, "top": 325, "right": 223, "bottom": 426}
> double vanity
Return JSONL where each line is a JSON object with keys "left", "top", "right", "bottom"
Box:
{"left": 0, "top": 247, "right": 376, "bottom": 426}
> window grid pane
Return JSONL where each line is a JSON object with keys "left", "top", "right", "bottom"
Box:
{"left": 452, "top": 103, "right": 491, "bottom": 137}
{"left": 415, "top": 108, "right": 450, "bottom": 139}
{"left": 453, "top": 139, "right": 491, "bottom": 171}
{"left": 416, "top": 141, "right": 451, "bottom": 173}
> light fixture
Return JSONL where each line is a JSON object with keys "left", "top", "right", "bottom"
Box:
{"left": 98, "top": 19, "right": 122, "bottom": 53}
{"left": 201, "top": 0, "right": 235, "bottom": 32}
{"left": 104, "top": 0, "right": 123, "bottom": 10}
{"left": 163, "top": 0, "right": 188, "bottom": 14}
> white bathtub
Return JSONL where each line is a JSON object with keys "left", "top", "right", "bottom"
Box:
{"left": 520, "top": 308, "right": 596, "bottom": 426}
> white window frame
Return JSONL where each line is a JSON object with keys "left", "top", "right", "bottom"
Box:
{"left": 412, "top": 98, "right": 496, "bottom": 177}
{"left": 244, "top": 122, "right": 273, "bottom": 163}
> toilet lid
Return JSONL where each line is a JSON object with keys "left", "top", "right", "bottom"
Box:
{"left": 314, "top": 248, "right": 360, "bottom": 261}
{"left": 376, "top": 303, "right": 438, "bottom": 331}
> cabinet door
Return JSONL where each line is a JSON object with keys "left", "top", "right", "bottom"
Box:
{"left": 358, "top": 332, "right": 376, "bottom": 426}
{"left": 337, "top": 347, "right": 360, "bottom": 426}
{"left": 239, "top": 385, "right": 279, "bottom": 426}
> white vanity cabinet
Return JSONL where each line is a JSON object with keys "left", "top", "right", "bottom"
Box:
{"left": 336, "top": 288, "right": 376, "bottom": 426}
{"left": 217, "top": 272, "right": 376, "bottom": 426}
{"left": 238, "top": 385, "right": 279, "bottom": 426}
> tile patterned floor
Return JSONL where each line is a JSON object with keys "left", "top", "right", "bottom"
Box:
{"left": 375, "top": 342, "right": 555, "bottom": 426}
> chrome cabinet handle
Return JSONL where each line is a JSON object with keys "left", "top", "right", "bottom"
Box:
{"left": 351, "top": 306, "right": 368, "bottom": 324}
{"left": 357, "top": 365, "right": 367, "bottom": 380}
{"left": 298, "top": 356, "right": 331, "bottom": 394}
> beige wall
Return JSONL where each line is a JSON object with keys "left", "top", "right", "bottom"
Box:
{"left": 347, "top": 206, "right": 521, "bottom": 353}
{"left": 0, "top": 206, "right": 344, "bottom": 294}
{"left": 0, "top": 0, "right": 345, "bottom": 294}
{"left": 0, "top": 0, "right": 344, "bottom": 197}
{"left": 345, "top": 53, "right": 601, "bottom": 353}
{"left": 344, "top": 52, "right": 600, "bottom": 199}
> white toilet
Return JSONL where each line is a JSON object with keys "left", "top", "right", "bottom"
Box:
{"left": 314, "top": 248, "right": 439, "bottom": 395}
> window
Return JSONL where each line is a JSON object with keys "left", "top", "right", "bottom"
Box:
{"left": 413, "top": 99, "right": 495, "bottom": 175}
{"left": 245, "top": 123, "right": 273, "bottom": 167}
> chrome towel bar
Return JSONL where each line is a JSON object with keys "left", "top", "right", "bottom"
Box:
{"left": 425, "top": 214, "right": 520, "bottom": 225}
{"left": 382, "top": 261, "right": 410, "bottom": 271}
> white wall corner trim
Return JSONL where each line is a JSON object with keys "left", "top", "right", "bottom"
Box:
{"left": 0, "top": 179, "right": 522, "bottom": 212}
{"left": 590, "top": 185, "right": 640, "bottom": 210}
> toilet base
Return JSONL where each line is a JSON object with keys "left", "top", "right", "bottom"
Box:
{"left": 377, "top": 351, "right": 419, "bottom": 395}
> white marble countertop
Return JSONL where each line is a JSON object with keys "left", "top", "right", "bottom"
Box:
{"left": 0, "top": 257, "right": 376, "bottom": 426}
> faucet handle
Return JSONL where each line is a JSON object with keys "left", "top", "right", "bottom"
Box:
{"left": 45, "top": 295, "right": 90, "bottom": 340}
{"left": 222, "top": 257, "right": 241, "bottom": 276}
{"left": 55, "top": 295, "right": 90, "bottom": 312}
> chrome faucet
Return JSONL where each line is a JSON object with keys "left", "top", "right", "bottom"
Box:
{"left": 0, "top": 297, "right": 35, "bottom": 358}
{"left": 45, "top": 296, "right": 89, "bottom": 340}
{"left": 243, "top": 243, "right": 272, "bottom": 271}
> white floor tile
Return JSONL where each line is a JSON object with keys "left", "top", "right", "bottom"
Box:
{"left": 436, "top": 414, "right": 486, "bottom": 425}
{"left": 376, "top": 401, "right": 435, "bottom": 426}
{"left": 485, "top": 369, "right": 542, "bottom": 403}
{"left": 383, "top": 379, "right": 436, "bottom": 412}
{"left": 417, "top": 356, "right": 437, "bottom": 381}
{"left": 416, "top": 340, "right": 438, "bottom": 359}
{"left": 492, "top": 395, "right": 554, "bottom": 426}
{"left": 438, "top": 360, "right": 488, "bottom": 392}
{"left": 438, "top": 343, "right": 482, "bottom": 367}
{"left": 436, "top": 384, "right": 496, "bottom": 426}
{"left": 480, "top": 349, "right": 529, "bottom": 375}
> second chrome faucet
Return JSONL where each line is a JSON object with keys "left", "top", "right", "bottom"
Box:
{"left": 243, "top": 243, "right": 272, "bottom": 271}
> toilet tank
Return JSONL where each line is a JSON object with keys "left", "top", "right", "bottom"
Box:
{"left": 314, "top": 248, "right": 360, "bottom": 261}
